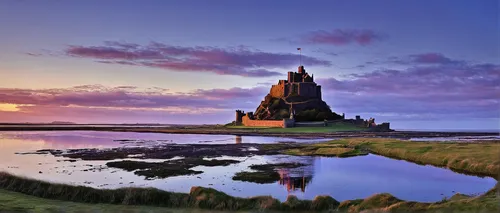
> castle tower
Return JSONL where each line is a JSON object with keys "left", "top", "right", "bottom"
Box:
{"left": 298, "top": 65, "right": 305, "bottom": 74}
{"left": 235, "top": 110, "right": 244, "bottom": 123}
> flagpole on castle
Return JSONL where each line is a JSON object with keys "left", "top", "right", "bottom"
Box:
{"left": 297, "top": 47, "right": 302, "bottom": 66}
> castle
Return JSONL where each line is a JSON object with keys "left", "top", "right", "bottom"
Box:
{"left": 234, "top": 65, "right": 391, "bottom": 131}
{"left": 269, "top": 66, "right": 322, "bottom": 99}
{"left": 235, "top": 65, "right": 339, "bottom": 128}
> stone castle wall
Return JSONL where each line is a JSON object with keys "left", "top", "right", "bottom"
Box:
{"left": 242, "top": 114, "right": 286, "bottom": 127}
{"left": 270, "top": 83, "right": 320, "bottom": 99}
{"left": 316, "top": 85, "right": 322, "bottom": 99}
{"left": 270, "top": 83, "right": 286, "bottom": 98}
{"left": 298, "top": 82, "right": 318, "bottom": 98}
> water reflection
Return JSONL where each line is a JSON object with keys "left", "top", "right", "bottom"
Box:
{"left": 278, "top": 169, "right": 312, "bottom": 193}
{"left": 0, "top": 131, "right": 497, "bottom": 203}
{"left": 0, "top": 131, "right": 331, "bottom": 148}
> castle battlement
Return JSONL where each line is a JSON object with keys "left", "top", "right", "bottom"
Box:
{"left": 270, "top": 66, "right": 322, "bottom": 99}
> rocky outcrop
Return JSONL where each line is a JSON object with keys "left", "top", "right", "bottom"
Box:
{"left": 253, "top": 94, "right": 343, "bottom": 122}
{"left": 238, "top": 66, "right": 344, "bottom": 123}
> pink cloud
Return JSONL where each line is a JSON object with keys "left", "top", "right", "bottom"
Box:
{"left": 317, "top": 60, "right": 500, "bottom": 120}
{"left": 0, "top": 85, "right": 268, "bottom": 123}
{"left": 60, "top": 42, "right": 332, "bottom": 77}
{"left": 0, "top": 85, "right": 266, "bottom": 110}
{"left": 2, "top": 53, "right": 498, "bottom": 124}
{"left": 299, "top": 29, "right": 384, "bottom": 46}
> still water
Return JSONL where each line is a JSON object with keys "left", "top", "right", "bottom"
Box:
{"left": 0, "top": 131, "right": 496, "bottom": 202}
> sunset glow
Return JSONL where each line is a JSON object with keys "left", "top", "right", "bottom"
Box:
{"left": 0, "top": 0, "right": 498, "bottom": 129}
{"left": 0, "top": 104, "right": 21, "bottom": 112}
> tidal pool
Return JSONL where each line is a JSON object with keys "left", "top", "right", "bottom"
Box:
{"left": 0, "top": 131, "right": 496, "bottom": 202}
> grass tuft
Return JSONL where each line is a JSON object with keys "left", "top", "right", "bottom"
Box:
{"left": 0, "top": 171, "right": 497, "bottom": 212}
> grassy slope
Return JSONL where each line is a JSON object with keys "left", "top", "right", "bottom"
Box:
{"left": 0, "top": 189, "right": 232, "bottom": 213}
{"left": 1, "top": 186, "right": 498, "bottom": 213}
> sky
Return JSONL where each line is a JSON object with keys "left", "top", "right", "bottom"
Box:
{"left": 0, "top": 0, "right": 498, "bottom": 130}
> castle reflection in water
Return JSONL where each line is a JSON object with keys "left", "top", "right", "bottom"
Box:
{"left": 278, "top": 169, "right": 312, "bottom": 193}
{"left": 232, "top": 135, "right": 313, "bottom": 193}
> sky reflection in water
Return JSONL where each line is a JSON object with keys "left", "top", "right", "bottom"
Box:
{"left": 0, "top": 131, "right": 496, "bottom": 202}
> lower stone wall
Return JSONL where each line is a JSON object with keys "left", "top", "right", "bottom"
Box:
{"left": 283, "top": 119, "right": 295, "bottom": 128}
{"left": 295, "top": 121, "right": 326, "bottom": 127}
{"left": 242, "top": 115, "right": 285, "bottom": 128}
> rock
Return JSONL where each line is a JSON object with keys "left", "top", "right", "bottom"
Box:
{"left": 252, "top": 94, "right": 343, "bottom": 121}
{"left": 246, "top": 66, "right": 343, "bottom": 122}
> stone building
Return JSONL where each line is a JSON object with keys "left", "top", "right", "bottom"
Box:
{"left": 233, "top": 65, "right": 390, "bottom": 131}
{"left": 269, "top": 66, "right": 322, "bottom": 99}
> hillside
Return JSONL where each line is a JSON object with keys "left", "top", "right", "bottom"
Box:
{"left": 253, "top": 94, "right": 343, "bottom": 122}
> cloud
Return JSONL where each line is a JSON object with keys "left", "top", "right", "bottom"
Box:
{"left": 276, "top": 29, "right": 385, "bottom": 46}
{"left": 312, "top": 49, "right": 339, "bottom": 56}
{"left": 3, "top": 52, "right": 498, "bottom": 126}
{"left": 59, "top": 42, "right": 332, "bottom": 77}
{"left": 355, "top": 53, "right": 468, "bottom": 69}
{"left": 317, "top": 60, "right": 500, "bottom": 120}
{"left": 0, "top": 105, "right": 228, "bottom": 124}
{"left": 0, "top": 85, "right": 267, "bottom": 113}
{"left": 26, "top": 52, "right": 42, "bottom": 57}
{"left": 389, "top": 53, "right": 466, "bottom": 66}
{"left": 0, "top": 85, "right": 270, "bottom": 123}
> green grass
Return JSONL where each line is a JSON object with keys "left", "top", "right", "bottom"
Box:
{"left": 0, "top": 188, "right": 232, "bottom": 213}
{"left": 224, "top": 123, "right": 365, "bottom": 133}
{"left": 225, "top": 126, "right": 273, "bottom": 129}
{"left": 0, "top": 171, "right": 498, "bottom": 212}
{"left": 261, "top": 123, "right": 365, "bottom": 133}
{"left": 1, "top": 183, "right": 498, "bottom": 213}
{"left": 232, "top": 171, "right": 281, "bottom": 184}
{"left": 282, "top": 143, "right": 369, "bottom": 157}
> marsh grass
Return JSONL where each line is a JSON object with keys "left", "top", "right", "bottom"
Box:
{"left": 232, "top": 171, "right": 281, "bottom": 184}
{"left": 0, "top": 188, "right": 230, "bottom": 213}
{"left": 233, "top": 163, "right": 306, "bottom": 184}
{"left": 248, "top": 163, "right": 306, "bottom": 170}
{"left": 0, "top": 172, "right": 498, "bottom": 212}
{"left": 283, "top": 143, "right": 369, "bottom": 157}
{"left": 224, "top": 122, "right": 365, "bottom": 133}
{"left": 261, "top": 123, "right": 365, "bottom": 133}
{"left": 106, "top": 158, "right": 240, "bottom": 178}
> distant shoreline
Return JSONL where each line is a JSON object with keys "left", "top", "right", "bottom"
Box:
{"left": 0, "top": 124, "right": 497, "bottom": 139}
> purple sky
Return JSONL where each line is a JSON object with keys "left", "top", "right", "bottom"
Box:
{"left": 0, "top": 0, "right": 498, "bottom": 130}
